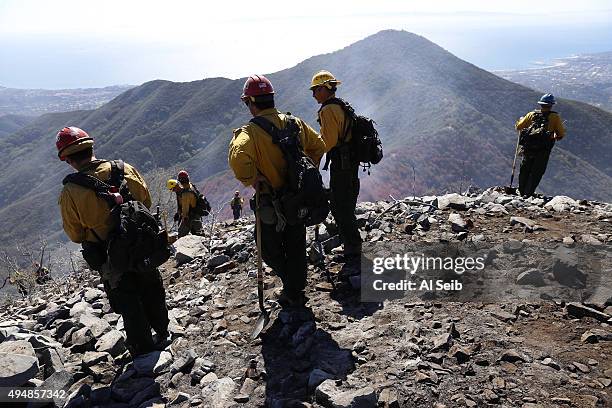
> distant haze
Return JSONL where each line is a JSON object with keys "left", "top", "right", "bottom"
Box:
{"left": 0, "top": 0, "right": 611, "bottom": 89}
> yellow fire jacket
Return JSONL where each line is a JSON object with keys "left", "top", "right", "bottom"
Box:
{"left": 178, "top": 183, "right": 197, "bottom": 218}
{"left": 59, "top": 160, "right": 152, "bottom": 243}
{"left": 228, "top": 108, "right": 326, "bottom": 189}
{"left": 318, "top": 102, "right": 352, "bottom": 152}
{"left": 515, "top": 111, "right": 566, "bottom": 140}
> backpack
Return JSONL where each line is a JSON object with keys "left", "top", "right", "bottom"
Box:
{"left": 250, "top": 114, "right": 330, "bottom": 226}
{"left": 321, "top": 98, "right": 383, "bottom": 173}
{"left": 189, "top": 184, "right": 211, "bottom": 217}
{"left": 231, "top": 197, "right": 242, "bottom": 210}
{"left": 63, "top": 160, "right": 171, "bottom": 274}
{"left": 519, "top": 111, "right": 555, "bottom": 152}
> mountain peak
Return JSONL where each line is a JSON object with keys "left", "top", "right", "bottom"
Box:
{"left": 0, "top": 31, "right": 611, "bottom": 252}
{"left": 365, "top": 29, "right": 427, "bottom": 41}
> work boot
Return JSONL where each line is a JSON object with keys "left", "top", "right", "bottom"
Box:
{"left": 153, "top": 331, "right": 171, "bottom": 350}
{"left": 332, "top": 253, "right": 361, "bottom": 265}
{"left": 126, "top": 342, "right": 156, "bottom": 358}
{"left": 339, "top": 254, "right": 361, "bottom": 279}
{"left": 278, "top": 290, "right": 308, "bottom": 308}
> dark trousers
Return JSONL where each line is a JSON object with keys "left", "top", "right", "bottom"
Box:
{"left": 232, "top": 207, "right": 242, "bottom": 220}
{"left": 330, "top": 161, "right": 362, "bottom": 256}
{"left": 106, "top": 269, "right": 169, "bottom": 355}
{"left": 178, "top": 216, "right": 203, "bottom": 237}
{"left": 519, "top": 148, "right": 552, "bottom": 197}
{"left": 259, "top": 221, "right": 307, "bottom": 296}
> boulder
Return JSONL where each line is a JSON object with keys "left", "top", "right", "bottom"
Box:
{"left": 585, "top": 286, "right": 612, "bottom": 310}
{"left": 37, "top": 306, "right": 70, "bottom": 328}
{"left": 207, "top": 254, "right": 231, "bottom": 269}
{"left": 498, "top": 349, "right": 527, "bottom": 363}
{"left": 95, "top": 330, "right": 126, "bottom": 357}
{"left": 448, "top": 213, "right": 471, "bottom": 233}
{"left": 581, "top": 329, "right": 612, "bottom": 343}
{"left": 541, "top": 357, "right": 560, "bottom": 370}
{"left": 378, "top": 388, "right": 400, "bottom": 408}
{"left": 491, "top": 310, "right": 517, "bottom": 322}
{"left": 0, "top": 353, "right": 39, "bottom": 386}
{"left": 552, "top": 252, "right": 586, "bottom": 288}
{"left": 448, "top": 345, "right": 472, "bottom": 363}
{"left": 170, "top": 348, "right": 197, "bottom": 374}
{"left": 39, "top": 370, "right": 74, "bottom": 407}
{"left": 315, "top": 379, "right": 377, "bottom": 408}
{"left": 417, "top": 214, "right": 432, "bottom": 231}
{"left": 544, "top": 196, "right": 577, "bottom": 212}
{"left": 84, "top": 288, "right": 105, "bottom": 303}
{"left": 509, "top": 216, "right": 544, "bottom": 232}
{"left": 70, "top": 327, "right": 96, "bottom": 353}
{"left": 516, "top": 269, "right": 545, "bottom": 286}
{"left": 432, "top": 333, "right": 453, "bottom": 351}
{"left": 213, "top": 261, "right": 236, "bottom": 274}
{"left": 437, "top": 193, "right": 469, "bottom": 211}
{"left": 483, "top": 203, "right": 509, "bottom": 214}
{"left": 562, "top": 236, "right": 575, "bottom": 246}
{"left": 174, "top": 235, "right": 208, "bottom": 265}
{"left": 239, "top": 377, "right": 258, "bottom": 395}
{"left": 200, "top": 372, "right": 218, "bottom": 385}
{"left": 581, "top": 234, "right": 603, "bottom": 245}
{"left": 317, "top": 224, "right": 331, "bottom": 241}
{"left": 79, "top": 313, "right": 111, "bottom": 337}
{"left": 566, "top": 303, "right": 610, "bottom": 322}
{"left": 55, "top": 320, "right": 79, "bottom": 339}
{"left": 40, "top": 347, "right": 65, "bottom": 378}
{"left": 0, "top": 339, "right": 36, "bottom": 358}
{"left": 200, "top": 377, "right": 236, "bottom": 407}
{"left": 102, "top": 312, "right": 121, "bottom": 325}
{"left": 10, "top": 332, "right": 63, "bottom": 350}
{"left": 82, "top": 351, "right": 110, "bottom": 367}
{"left": 70, "top": 301, "right": 95, "bottom": 318}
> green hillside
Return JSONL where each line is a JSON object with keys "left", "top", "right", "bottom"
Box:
{"left": 0, "top": 114, "right": 35, "bottom": 139}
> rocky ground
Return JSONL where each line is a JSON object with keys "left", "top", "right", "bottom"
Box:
{"left": 0, "top": 187, "right": 611, "bottom": 408}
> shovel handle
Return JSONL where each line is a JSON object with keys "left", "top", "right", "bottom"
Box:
{"left": 255, "top": 183, "right": 265, "bottom": 313}
{"left": 510, "top": 129, "right": 521, "bottom": 187}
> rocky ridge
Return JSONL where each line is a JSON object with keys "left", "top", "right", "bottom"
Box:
{"left": 1, "top": 187, "right": 611, "bottom": 407}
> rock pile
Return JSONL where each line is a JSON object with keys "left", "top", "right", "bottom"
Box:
{"left": 0, "top": 188, "right": 610, "bottom": 407}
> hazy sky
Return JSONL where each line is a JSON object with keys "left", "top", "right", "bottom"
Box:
{"left": 1, "top": 0, "right": 611, "bottom": 89}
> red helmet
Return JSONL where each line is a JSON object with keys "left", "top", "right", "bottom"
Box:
{"left": 241, "top": 75, "right": 274, "bottom": 100}
{"left": 177, "top": 170, "right": 189, "bottom": 182}
{"left": 56, "top": 126, "right": 93, "bottom": 161}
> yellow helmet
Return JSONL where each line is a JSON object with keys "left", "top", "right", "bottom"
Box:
{"left": 309, "top": 70, "right": 341, "bottom": 90}
{"left": 167, "top": 179, "right": 179, "bottom": 191}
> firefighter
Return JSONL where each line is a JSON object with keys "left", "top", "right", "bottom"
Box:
{"left": 228, "top": 75, "right": 326, "bottom": 306}
{"left": 311, "top": 70, "right": 362, "bottom": 270}
{"left": 516, "top": 94, "right": 566, "bottom": 198}
{"left": 168, "top": 170, "right": 203, "bottom": 237}
{"left": 56, "top": 126, "right": 169, "bottom": 356}
{"left": 230, "top": 191, "right": 244, "bottom": 220}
